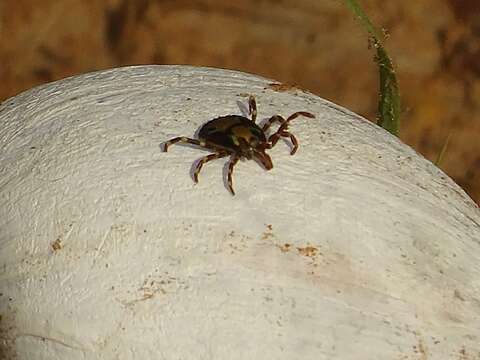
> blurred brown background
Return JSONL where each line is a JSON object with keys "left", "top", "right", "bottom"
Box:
{"left": 1, "top": 0, "right": 479, "bottom": 204}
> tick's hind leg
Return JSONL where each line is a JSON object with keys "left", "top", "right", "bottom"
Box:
{"left": 226, "top": 154, "right": 240, "bottom": 195}
{"left": 162, "top": 137, "right": 203, "bottom": 152}
{"left": 162, "top": 136, "right": 220, "bottom": 152}
{"left": 193, "top": 151, "right": 229, "bottom": 183}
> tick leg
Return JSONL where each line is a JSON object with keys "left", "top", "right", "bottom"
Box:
{"left": 249, "top": 95, "right": 257, "bottom": 122}
{"left": 280, "top": 131, "right": 298, "bottom": 155}
{"left": 262, "top": 115, "right": 286, "bottom": 132}
{"left": 227, "top": 154, "right": 240, "bottom": 195}
{"left": 262, "top": 112, "right": 314, "bottom": 133}
{"left": 163, "top": 137, "right": 202, "bottom": 152}
{"left": 286, "top": 132, "right": 299, "bottom": 154}
{"left": 268, "top": 130, "right": 299, "bottom": 154}
{"left": 163, "top": 137, "right": 220, "bottom": 152}
{"left": 266, "top": 111, "right": 314, "bottom": 153}
{"left": 276, "top": 111, "right": 315, "bottom": 133}
{"left": 286, "top": 111, "right": 315, "bottom": 123}
{"left": 193, "top": 151, "right": 228, "bottom": 183}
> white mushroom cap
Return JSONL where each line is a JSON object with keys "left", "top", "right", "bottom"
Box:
{"left": 0, "top": 65, "right": 479, "bottom": 359}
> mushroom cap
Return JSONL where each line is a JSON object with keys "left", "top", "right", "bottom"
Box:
{"left": 0, "top": 65, "right": 479, "bottom": 359}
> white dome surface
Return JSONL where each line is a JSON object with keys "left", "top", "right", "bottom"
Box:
{"left": 0, "top": 65, "right": 479, "bottom": 359}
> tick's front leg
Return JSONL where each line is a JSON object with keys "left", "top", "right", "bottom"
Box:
{"left": 193, "top": 151, "right": 228, "bottom": 183}
{"left": 262, "top": 115, "right": 286, "bottom": 133}
{"left": 227, "top": 154, "right": 240, "bottom": 195}
{"left": 285, "top": 111, "right": 315, "bottom": 124}
{"left": 268, "top": 131, "right": 299, "bottom": 155}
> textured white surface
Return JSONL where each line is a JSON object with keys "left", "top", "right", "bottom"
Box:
{"left": 0, "top": 65, "right": 479, "bottom": 359}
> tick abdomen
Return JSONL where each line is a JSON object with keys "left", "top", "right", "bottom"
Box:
{"left": 198, "top": 115, "right": 266, "bottom": 148}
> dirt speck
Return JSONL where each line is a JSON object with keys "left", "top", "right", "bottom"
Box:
{"left": 457, "top": 346, "right": 475, "bottom": 360}
{"left": 51, "top": 238, "right": 62, "bottom": 252}
{"left": 278, "top": 243, "right": 291, "bottom": 252}
{"left": 453, "top": 289, "right": 465, "bottom": 301}
{"left": 412, "top": 335, "right": 428, "bottom": 360}
{"left": 296, "top": 246, "right": 318, "bottom": 258}
{"left": 267, "top": 82, "right": 301, "bottom": 92}
{"left": 261, "top": 226, "right": 274, "bottom": 240}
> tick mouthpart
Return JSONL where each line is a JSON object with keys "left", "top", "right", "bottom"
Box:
{"left": 255, "top": 150, "right": 273, "bottom": 170}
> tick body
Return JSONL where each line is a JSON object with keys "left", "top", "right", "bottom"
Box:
{"left": 162, "top": 96, "right": 315, "bottom": 195}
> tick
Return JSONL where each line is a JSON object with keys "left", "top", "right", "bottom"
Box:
{"left": 162, "top": 95, "right": 315, "bottom": 195}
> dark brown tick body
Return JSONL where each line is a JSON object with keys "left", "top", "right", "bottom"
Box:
{"left": 162, "top": 96, "right": 315, "bottom": 195}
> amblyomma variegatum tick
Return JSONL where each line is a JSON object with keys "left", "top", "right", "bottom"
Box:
{"left": 162, "top": 95, "right": 315, "bottom": 195}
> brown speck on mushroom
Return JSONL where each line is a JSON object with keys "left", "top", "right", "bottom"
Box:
{"left": 454, "top": 289, "right": 465, "bottom": 301}
{"left": 297, "top": 246, "right": 318, "bottom": 258}
{"left": 267, "top": 82, "right": 300, "bottom": 92}
{"left": 51, "top": 238, "right": 62, "bottom": 252}
{"left": 279, "top": 243, "right": 291, "bottom": 252}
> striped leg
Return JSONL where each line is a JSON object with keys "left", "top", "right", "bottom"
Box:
{"left": 262, "top": 112, "right": 314, "bottom": 133}
{"left": 193, "top": 152, "right": 228, "bottom": 183}
{"left": 268, "top": 131, "right": 299, "bottom": 155}
{"left": 275, "top": 111, "right": 315, "bottom": 133}
{"left": 249, "top": 95, "right": 257, "bottom": 122}
{"left": 284, "top": 131, "right": 299, "bottom": 155}
{"left": 163, "top": 137, "right": 202, "bottom": 152}
{"left": 266, "top": 111, "right": 314, "bottom": 154}
{"left": 262, "top": 115, "right": 287, "bottom": 132}
{"left": 286, "top": 111, "right": 315, "bottom": 123}
{"left": 227, "top": 154, "right": 240, "bottom": 195}
{"left": 163, "top": 136, "right": 220, "bottom": 152}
